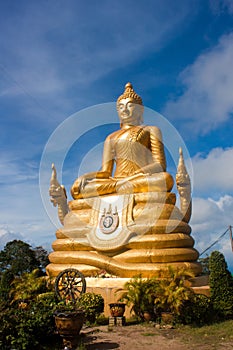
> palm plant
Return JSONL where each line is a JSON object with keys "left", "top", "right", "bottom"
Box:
{"left": 154, "top": 266, "right": 194, "bottom": 316}
{"left": 120, "top": 275, "right": 158, "bottom": 320}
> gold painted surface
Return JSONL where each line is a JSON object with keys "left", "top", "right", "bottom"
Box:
{"left": 71, "top": 83, "right": 172, "bottom": 200}
{"left": 133, "top": 203, "right": 184, "bottom": 221}
{"left": 49, "top": 164, "right": 69, "bottom": 224}
{"left": 128, "top": 219, "right": 192, "bottom": 235}
{"left": 133, "top": 191, "right": 176, "bottom": 204}
{"left": 125, "top": 233, "right": 194, "bottom": 249}
{"left": 114, "top": 248, "right": 199, "bottom": 263}
{"left": 68, "top": 192, "right": 176, "bottom": 210}
{"left": 52, "top": 233, "right": 194, "bottom": 251}
{"left": 49, "top": 248, "right": 199, "bottom": 265}
{"left": 50, "top": 191, "right": 198, "bottom": 277}
{"left": 46, "top": 263, "right": 99, "bottom": 277}
{"left": 176, "top": 148, "right": 191, "bottom": 223}
{"left": 47, "top": 252, "right": 202, "bottom": 278}
{"left": 56, "top": 227, "right": 90, "bottom": 239}
{"left": 52, "top": 239, "right": 92, "bottom": 251}
{"left": 48, "top": 83, "right": 201, "bottom": 278}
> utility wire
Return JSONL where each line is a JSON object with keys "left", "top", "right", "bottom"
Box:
{"left": 0, "top": 62, "right": 53, "bottom": 117}
{"left": 199, "top": 226, "right": 231, "bottom": 257}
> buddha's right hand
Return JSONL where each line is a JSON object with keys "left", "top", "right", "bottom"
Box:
{"left": 73, "top": 175, "right": 88, "bottom": 194}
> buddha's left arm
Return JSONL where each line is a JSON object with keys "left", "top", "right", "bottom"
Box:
{"left": 140, "top": 126, "right": 167, "bottom": 174}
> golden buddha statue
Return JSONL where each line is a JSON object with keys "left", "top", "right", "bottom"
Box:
{"left": 71, "top": 83, "right": 173, "bottom": 199}
{"left": 47, "top": 83, "right": 202, "bottom": 278}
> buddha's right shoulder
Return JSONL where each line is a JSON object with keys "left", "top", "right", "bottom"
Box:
{"left": 105, "top": 130, "right": 120, "bottom": 141}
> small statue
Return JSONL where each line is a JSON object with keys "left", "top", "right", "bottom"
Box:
{"left": 49, "top": 164, "right": 69, "bottom": 225}
{"left": 176, "top": 148, "right": 192, "bottom": 223}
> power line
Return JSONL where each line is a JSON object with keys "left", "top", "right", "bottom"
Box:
{"left": 229, "top": 225, "right": 233, "bottom": 252}
{"left": 199, "top": 226, "right": 232, "bottom": 257}
{"left": 0, "top": 62, "right": 53, "bottom": 117}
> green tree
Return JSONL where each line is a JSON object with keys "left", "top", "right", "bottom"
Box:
{"left": 33, "top": 246, "right": 49, "bottom": 272}
{"left": 209, "top": 251, "right": 233, "bottom": 319}
{"left": 0, "top": 270, "right": 14, "bottom": 301}
{"left": 0, "top": 240, "right": 39, "bottom": 276}
{"left": 10, "top": 269, "right": 48, "bottom": 303}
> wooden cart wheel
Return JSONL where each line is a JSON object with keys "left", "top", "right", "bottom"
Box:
{"left": 55, "top": 268, "right": 86, "bottom": 302}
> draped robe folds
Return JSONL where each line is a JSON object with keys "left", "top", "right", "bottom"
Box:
{"left": 71, "top": 125, "right": 174, "bottom": 199}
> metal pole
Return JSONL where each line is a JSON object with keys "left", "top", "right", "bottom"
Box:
{"left": 229, "top": 225, "right": 233, "bottom": 252}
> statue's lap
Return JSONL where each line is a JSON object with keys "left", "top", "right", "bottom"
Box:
{"left": 71, "top": 171, "right": 174, "bottom": 199}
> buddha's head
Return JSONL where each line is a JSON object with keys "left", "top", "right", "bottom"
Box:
{"left": 117, "top": 83, "right": 144, "bottom": 127}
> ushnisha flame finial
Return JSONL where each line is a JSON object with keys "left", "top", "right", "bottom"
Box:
{"left": 117, "top": 82, "right": 143, "bottom": 105}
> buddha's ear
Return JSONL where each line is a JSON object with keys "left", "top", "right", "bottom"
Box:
{"left": 136, "top": 104, "right": 144, "bottom": 124}
{"left": 139, "top": 104, "right": 144, "bottom": 114}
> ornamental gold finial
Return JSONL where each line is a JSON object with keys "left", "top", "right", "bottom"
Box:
{"left": 177, "top": 148, "right": 184, "bottom": 172}
{"left": 117, "top": 82, "right": 143, "bottom": 105}
{"left": 177, "top": 147, "right": 189, "bottom": 177}
{"left": 176, "top": 147, "right": 192, "bottom": 223}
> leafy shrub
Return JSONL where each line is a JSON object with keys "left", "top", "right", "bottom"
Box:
{"left": 154, "top": 267, "right": 194, "bottom": 316}
{"left": 209, "top": 251, "right": 233, "bottom": 319}
{"left": 178, "top": 294, "right": 214, "bottom": 326}
{"left": 120, "top": 275, "right": 158, "bottom": 320}
{"left": 10, "top": 269, "right": 48, "bottom": 303}
{"left": 0, "top": 293, "right": 57, "bottom": 350}
{"left": 79, "top": 292, "right": 104, "bottom": 323}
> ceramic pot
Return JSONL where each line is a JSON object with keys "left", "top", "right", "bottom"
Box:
{"left": 54, "top": 309, "right": 85, "bottom": 349}
{"left": 161, "top": 311, "right": 174, "bottom": 324}
{"left": 143, "top": 311, "right": 152, "bottom": 322}
{"left": 109, "top": 303, "right": 126, "bottom": 317}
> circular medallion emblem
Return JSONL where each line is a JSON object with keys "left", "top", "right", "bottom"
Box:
{"left": 99, "top": 206, "right": 119, "bottom": 234}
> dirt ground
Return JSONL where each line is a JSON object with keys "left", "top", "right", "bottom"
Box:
{"left": 80, "top": 323, "right": 233, "bottom": 350}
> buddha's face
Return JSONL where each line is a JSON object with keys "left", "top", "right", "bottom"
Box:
{"left": 117, "top": 98, "right": 143, "bottom": 126}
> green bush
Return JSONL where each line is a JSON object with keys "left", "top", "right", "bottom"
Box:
{"left": 154, "top": 266, "right": 194, "bottom": 317}
{"left": 209, "top": 251, "right": 233, "bottom": 319}
{"left": 178, "top": 294, "right": 214, "bottom": 326}
{"left": 0, "top": 293, "right": 57, "bottom": 350}
{"left": 79, "top": 292, "right": 104, "bottom": 324}
{"left": 120, "top": 275, "right": 158, "bottom": 320}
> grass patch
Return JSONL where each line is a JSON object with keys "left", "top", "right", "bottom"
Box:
{"left": 142, "top": 333, "right": 157, "bottom": 337}
{"left": 176, "top": 320, "right": 233, "bottom": 346}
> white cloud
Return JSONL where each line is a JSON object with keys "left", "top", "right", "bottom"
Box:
{"left": 191, "top": 195, "right": 233, "bottom": 269}
{"left": 210, "top": 0, "right": 233, "bottom": 14}
{"left": 0, "top": 151, "right": 56, "bottom": 247}
{"left": 192, "top": 147, "right": 233, "bottom": 196}
{"left": 0, "top": 183, "right": 56, "bottom": 248}
{"left": 163, "top": 32, "right": 233, "bottom": 135}
{"left": 0, "top": 2, "right": 197, "bottom": 100}
{"left": 0, "top": 154, "right": 38, "bottom": 184}
{"left": 0, "top": 1, "right": 201, "bottom": 130}
{"left": 186, "top": 146, "right": 233, "bottom": 269}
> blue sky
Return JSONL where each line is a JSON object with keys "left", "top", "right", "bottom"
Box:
{"left": 0, "top": 0, "right": 233, "bottom": 270}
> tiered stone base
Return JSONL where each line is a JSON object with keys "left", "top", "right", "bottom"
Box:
{"left": 47, "top": 192, "right": 202, "bottom": 278}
